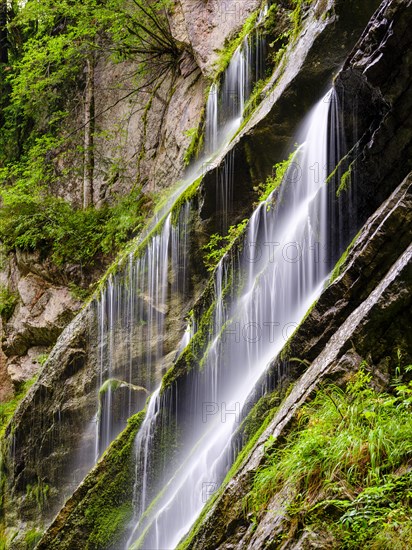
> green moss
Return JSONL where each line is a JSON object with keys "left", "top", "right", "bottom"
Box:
{"left": 37, "top": 410, "right": 146, "bottom": 549}
{"left": 255, "top": 150, "right": 297, "bottom": 204}
{"left": 0, "top": 377, "right": 37, "bottom": 439}
{"left": 326, "top": 153, "right": 349, "bottom": 185}
{"left": 26, "top": 480, "right": 50, "bottom": 511}
{"left": 237, "top": 392, "right": 281, "bottom": 444}
{"left": 85, "top": 503, "right": 132, "bottom": 548}
{"left": 329, "top": 230, "right": 361, "bottom": 283}
{"left": 25, "top": 528, "right": 44, "bottom": 549}
{"left": 336, "top": 165, "right": 352, "bottom": 197}
{"left": 213, "top": 11, "right": 258, "bottom": 77}
{"left": 183, "top": 120, "right": 205, "bottom": 166}
{"left": 170, "top": 176, "right": 202, "bottom": 226}
{"left": 161, "top": 298, "right": 216, "bottom": 393}
{"left": 0, "top": 284, "right": 17, "bottom": 321}
{"left": 243, "top": 76, "right": 272, "bottom": 119}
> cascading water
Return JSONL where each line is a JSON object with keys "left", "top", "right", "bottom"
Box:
{"left": 125, "top": 90, "right": 336, "bottom": 549}
{"left": 90, "top": 12, "right": 270, "bottom": 463}
{"left": 205, "top": 30, "right": 266, "bottom": 157}
{"left": 95, "top": 214, "right": 172, "bottom": 457}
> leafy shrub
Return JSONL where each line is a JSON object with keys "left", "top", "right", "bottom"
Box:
{"left": 0, "top": 179, "right": 151, "bottom": 268}
{"left": 202, "top": 219, "right": 248, "bottom": 272}
{"left": 255, "top": 150, "right": 296, "bottom": 203}
{"left": 24, "top": 528, "right": 43, "bottom": 549}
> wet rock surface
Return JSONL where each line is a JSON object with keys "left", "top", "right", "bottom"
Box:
{"left": 1, "top": 1, "right": 411, "bottom": 547}
{"left": 185, "top": 177, "right": 412, "bottom": 549}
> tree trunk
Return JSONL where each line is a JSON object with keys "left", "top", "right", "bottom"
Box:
{"left": 0, "top": 0, "right": 8, "bottom": 64}
{"left": 83, "top": 56, "right": 95, "bottom": 209}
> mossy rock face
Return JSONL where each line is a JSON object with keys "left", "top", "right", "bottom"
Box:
{"left": 36, "top": 411, "right": 145, "bottom": 550}
{"left": 181, "top": 218, "right": 412, "bottom": 550}
{"left": 1, "top": 305, "right": 99, "bottom": 537}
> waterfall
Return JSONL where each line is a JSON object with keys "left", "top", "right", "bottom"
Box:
{"left": 205, "top": 30, "right": 266, "bottom": 157}
{"left": 205, "top": 83, "right": 218, "bottom": 155}
{"left": 91, "top": 15, "right": 269, "bottom": 462}
{"left": 95, "top": 215, "right": 173, "bottom": 456}
{"left": 125, "top": 90, "right": 335, "bottom": 549}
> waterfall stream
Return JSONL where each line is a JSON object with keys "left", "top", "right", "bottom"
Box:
{"left": 125, "top": 91, "right": 336, "bottom": 548}
{"left": 86, "top": 9, "right": 345, "bottom": 549}
{"left": 91, "top": 16, "right": 269, "bottom": 464}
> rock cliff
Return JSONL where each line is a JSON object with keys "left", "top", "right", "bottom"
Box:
{"left": 1, "top": 0, "right": 411, "bottom": 548}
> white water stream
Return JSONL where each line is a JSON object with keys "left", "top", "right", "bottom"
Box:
{"left": 126, "top": 91, "right": 334, "bottom": 548}
{"left": 92, "top": 15, "right": 269, "bottom": 463}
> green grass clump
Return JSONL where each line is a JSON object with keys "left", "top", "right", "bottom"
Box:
{"left": 0, "top": 285, "right": 17, "bottom": 321}
{"left": 25, "top": 528, "right": 44, "bottom": 549}
{"left": 255, "top": 150, "right": 296, "bottom": 204}
{"left": 202, "top": 219, "right": 248, "bottom": 272}
{"left": 0, "top": 377, "right": 37, "bottom": 438}
{"left": 249, "top": 367, "right": 412, "bottom": 546}
{"left": 337, "top": 165, "right": 352, "bottom": 196}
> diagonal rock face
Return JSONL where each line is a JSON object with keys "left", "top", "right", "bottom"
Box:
{"left": 182, "top": 173, "right": 412, "bottom": 549}
{"left": 171, "top": 0, "right": 262, "bottom": 74}
{"left": 1, "top": 304, "right": 98, "bottom": 538}
{"left": 1, "top": 0, "right": 409, "bottom": 547}
{"left": 36, "top": 174, "right": 412, "bottom": 550}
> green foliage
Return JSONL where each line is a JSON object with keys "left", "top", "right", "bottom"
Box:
{"left": 24, "top": 528, "right": 43, "bottom": 549}
{"left": 249, "top": 367, "right": 412, "bottom": 546}
{"left": 0, "top": 172, "right": 151, "bottom": 268}
{"left": 243, "top": 77, "right": 271, "bottom": 118}
{"left": 26, "top": 480, "right": 50, "bottom": 511}
{"left": 255, "top": 150, "right": 296, "bottom": 204}
{"left": 337, "top": 165, "right": 352, "bottom": 196}
{"left": 2, "top": 0, "right": 179, "bottom": 134}
{"left": 0, "top": 284, "right": 17, "bottom": 321}
{"left": 202, "top": 219, "right": 248, "bottom": 272}
{"left": 214, "top": 11, "right": 258, "bottom": 76}
{"left": 36, "top": 353, "right": 49, "bottom": 367}
{"left": 0, "top": 0, "right": 178, "bottom": 276}
{"left": 183, "top": 125, "right": 204, "bottom": 166}
{"left": 333, "top": 472, "right": 412, "bottom": 547}
{"left": 170, "top": 176, "right": 201, "bottom": 225}
{"left": 0, "top": 377, "right": 37, "bottom": 438}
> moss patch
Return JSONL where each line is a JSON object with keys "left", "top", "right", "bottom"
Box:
{"left": 336, "top": 164, "right": 352, "bottom": 197}
{"left": 170, "top": 177, "right": 202, "bottom": 226}
{"left": 329, "top": 230, "right": 361, "bottom": 283}
{"left": 183, "top": 121, "right": 205, "bottom": 167}
{"left": 37, "top": 411, "right": 145, "bottom": 549}
{"left": 0, "top": 377, "right": 37, "bottom": 439}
